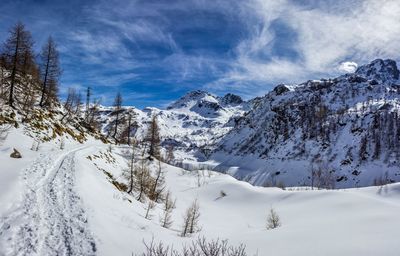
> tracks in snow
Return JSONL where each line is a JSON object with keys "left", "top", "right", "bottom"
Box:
{"left": 0, "top": 149, "right": 96, "bottom": 256}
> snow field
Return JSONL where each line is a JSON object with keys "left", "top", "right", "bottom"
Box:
{"left": 1, "top": 129, "right": 400, "bottom": 255}
{"left": 77, "top": 145, "right": 400, "bottom": 256}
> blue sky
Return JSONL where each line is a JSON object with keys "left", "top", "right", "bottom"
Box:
{"left": 1, "top": 0, "right": 400, "bottom": 108}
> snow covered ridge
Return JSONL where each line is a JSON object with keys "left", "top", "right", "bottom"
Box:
{"left": 96, "top": 90, "right": 250, "bottom": 151}
{"left": 212, "top": 59, "right": 400, "bottom": 188}
{"left": 95, "top": 59, "right": 400, "bottom": 189}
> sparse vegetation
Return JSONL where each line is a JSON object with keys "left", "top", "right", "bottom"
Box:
{"left": 181, "top": 199, "right": 201, "bottom": 237}
{"left": 123, "top": 142, "right": 137, "bottom": 194}
{"left": 60, "top": 138, "right": 65, "bottom": 150}
{"left": 135, "top": 158, "right": 152, "bottom": 202}
{"left": 137, "top": 237, "right": 249, "bottom": 256}
{"left": 266, "top": 207, "right": 281, "bottom": 230}
{"left": 0, "top": 124, "right": 11, "bottom": 144}
{"left": 149, "top": 159, "right": 166, "bottom": 202}
{"left": 165, "top": 145, "right": 175, "bottom": 164}
{"left": 373, "top": 171, "right": 391, "bottom": 186}
{"left": 276, "top": 181, "right": 286, "bottom": 190}
{"left": 144, "top": 200, "right": 156, "bottom": 220}
{"left": 101, "top": 169, "right": 128, "bottom": 192}
{"left": 160, "top": 190, "right": 176, "bottom": 229}
{"left": 310, "top": 160, "right": 336, "bottom": 190}
{"left": 220, "top": 190, "right": 227, "bottom": 198}
{"left": 110, "top": 92, "right": 124, "bottom": 143}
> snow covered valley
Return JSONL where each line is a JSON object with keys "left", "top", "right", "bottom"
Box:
{"left": 2, "top": 2, "right": 400, "bottom": 254}
{"left": 1, "top": 128, "right": 399, "bottom": 256}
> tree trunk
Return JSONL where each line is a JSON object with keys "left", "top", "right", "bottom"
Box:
{"left": 39, "top": 46, "right": 50, "bottom": 107}
{"left": 8, "top": 31, "right": 20, "bottom": 108}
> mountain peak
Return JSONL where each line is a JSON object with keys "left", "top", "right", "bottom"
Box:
{"left": 355, "top": 58, "right": 399, "bottom": 81}
{"left": 166, "top": 90, "right": 218, "bottom": 110}
{"left": 220, "top": 93, "right": 243, "bottom": 106}
{"left": 183, "top": 90, "right": 211, "bottom": 98}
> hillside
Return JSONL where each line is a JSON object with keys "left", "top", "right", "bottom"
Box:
{"left": 95, "top": 59, "right": 400, "bottom": 189}
{"left": 194, "top": 59, "right": 400, "bottom": 188}
{"left": 1, "top": 127, "right": 400, "bottom": 256}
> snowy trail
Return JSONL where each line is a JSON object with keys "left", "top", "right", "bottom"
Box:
{"left": 0, "top": 148, "right": 96, "bottom": 256}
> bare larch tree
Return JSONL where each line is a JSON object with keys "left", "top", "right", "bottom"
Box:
{"left": 181, "top": 199, "right": 200, "bottom": 237}
{"left": 39, "top": 36, "right": 60, "bottom": 108}
{"left": 160, "top": 190, "right": 176, "bottom": 229}
{"left": 149, "top": 159, "right": 165, "bottom": 202}
{"left": 145, "top": 115, "right": 161, "bottom": 158}
{"left": 125, "top": 140, "right": 136, "bottom": 194}
{"left": 85, "top": 86, "right": 91, "bottom": 122}
{"left": 2, "top": 22, "right": 34, "bottom": 108}
{"left": 111, "top": 92, "right": 123, "bottom": 143}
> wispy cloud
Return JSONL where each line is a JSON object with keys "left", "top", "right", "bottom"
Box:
{"left": 209, "top": 0, "right": 400, "bottom": 98}
{"left": 1, "top": 0, "right": 400, "bottom": 107}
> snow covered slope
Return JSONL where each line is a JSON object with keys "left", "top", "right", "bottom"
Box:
{"left": 1, "top": 126, "right": 400, "bottom": 255}
{"left": 210, "top": 59, "right": 400, "bottom": 188}
{"left": 97, "top": 90, "right": 249, "bottom": 152}
{"left": 95, "top": 60, "right": 400, "bottom": 189}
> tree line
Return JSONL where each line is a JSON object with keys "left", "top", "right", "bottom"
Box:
{"left": 0, "top": 22, "right": 60, "bottom": 110}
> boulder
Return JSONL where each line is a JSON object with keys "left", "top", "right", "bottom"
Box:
{"left": 10, "top": 148, "right": 22, "bottom": 158}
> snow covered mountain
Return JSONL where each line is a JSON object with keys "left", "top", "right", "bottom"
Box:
{"left": 94, "top": 59, "right": 400, "bottom": 189}
{"left": 209, "top": 59, "right": 400, "bottom": 188}
{"left": 97, "top": 90, "right": 250, "bottom": 152}
{"left": 2, "top": 59, "right": 400, "bottom": 256}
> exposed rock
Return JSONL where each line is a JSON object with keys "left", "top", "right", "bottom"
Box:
{"left": 273, "top": 84, "right": 290, "bottom": 95}
{"left": 10, "top": 148, "right": 22, "bottom": 158}
{"left": 355, "top": 58, "right": 400, "bottom": 81}
{"left": 221, "top": 93, "right": 243, "bottom": 106}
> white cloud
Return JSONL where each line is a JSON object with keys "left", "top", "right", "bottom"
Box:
{"left": 338, "top": 61, "right": 358, "bottom": 73}
{"left": 287, "top": 0, "right": 400, "bottom": 70}
{"left": 210, "top": 0, "right": 400, "bottom": 97}
{"left": 31, "top": 0, "right": 400, "bottom": 101}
